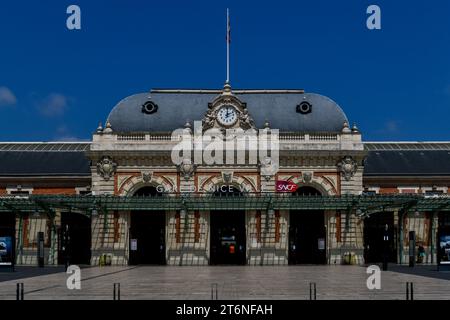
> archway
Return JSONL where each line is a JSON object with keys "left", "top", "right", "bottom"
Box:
{"left": 209, "top": 185, "right": 246, "bottom": 265}
{"left": 289, "top": 186, "right": 327, "bottom": 264}
{"left": 129, "top": 186, "right": 166, "bottom": 265}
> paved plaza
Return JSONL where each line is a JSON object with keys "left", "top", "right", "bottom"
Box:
{"left": 0, "top": 265, "right": 449, "bottom": 300}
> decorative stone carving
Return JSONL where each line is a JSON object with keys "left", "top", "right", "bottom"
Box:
{"left": 96, "top": 156, "right": 117, "bottom": 181}
{"left": 178, "top": 158, "right": 196, "bottom": 180}
{"left": 141, "top": 171, "right": 153, "bottom": 183}
{"left": 239, "top": 109, "right": 255, "bottom": 130}
{"left": 202, "top": 84, "right": 256, "bottom": 131}
{"left": 202, "top": 108, "right": 216, "bottom": 130}
{"left": 96, "top": 122, "right": 103, "bottom": 133}
{"left": 341, "top": 121, "right": 351, "bottom": 134}
{"left": 103, "top": 120, "right": 113, "bottom": 134}
{"left": 259, "top": 156, "right": 277, "bottom": 179}
{"left": 302, "top": 171, "right": 313, "bottom": 183}
{"left": 337, "top": 156, "right": 358, "bottom": 181}
{"left": 221, "top": 171, "right": 233, "bottom": 184}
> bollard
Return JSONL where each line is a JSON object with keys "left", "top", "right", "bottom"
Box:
{"left": 16, "top": 283, "right": 24, "bottom": 301}
{"left": 410, "top": 282, "right": 414, "bottom": 300}
{"left": 406, "top": 282, "right": 414, "bottom": 300}
{"left": 113, "top": 283, "right": 120, "bottom": 300}
{"left": 309, "top": 282, "right": 316, "bottom": 300}
{"left": 211, "top": 283, "right": 218, "bottom": 300}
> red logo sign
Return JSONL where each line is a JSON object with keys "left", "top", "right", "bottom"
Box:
{"left": 276, "top": 180, "right": 299, "bottom": 193}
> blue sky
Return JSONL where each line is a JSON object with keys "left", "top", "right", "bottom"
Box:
{"left": 0, "top": 0, "right": 449, "bottom": 141}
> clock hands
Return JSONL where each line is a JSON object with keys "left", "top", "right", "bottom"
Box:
{"left": 218, "top": 106, "right": 236, "bottom": 125}
{"left": 225, "top": 107, "right": 231, "bottom": 119}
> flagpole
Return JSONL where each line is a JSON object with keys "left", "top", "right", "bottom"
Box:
{"left": 226, "top": 8, "right": 230, "bottom": 84}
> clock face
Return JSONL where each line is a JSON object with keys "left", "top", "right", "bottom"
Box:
{"left": 217, "top": 105, "right": 238, "bottom": 126}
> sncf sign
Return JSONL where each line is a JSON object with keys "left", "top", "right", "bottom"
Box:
{"left": 276, "top": 180, "right": 298, "bottom": 193}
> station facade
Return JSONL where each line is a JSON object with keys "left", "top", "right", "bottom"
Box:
{"left": 1, "top": 84, "right": 449, "bottom": 267}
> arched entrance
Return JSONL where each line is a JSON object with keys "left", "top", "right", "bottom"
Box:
{"left": 58, "top": 212, "right": 91, "bottom": 265}
{"left": 289, "top": 186, "right": 327, "bottom": 264}
{"left": 210, "top": 185, "right": 246, "bottom": 265}
{"left": 129, "top": 186, "right": 166, "bottom": 265}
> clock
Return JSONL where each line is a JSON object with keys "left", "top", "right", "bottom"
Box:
{"left": 217, "top": 105, "right": 238, "bottom": 126}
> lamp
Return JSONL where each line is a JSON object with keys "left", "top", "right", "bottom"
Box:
{"left": 267, "top": 209, "right": 275, "bottom": 216}
{"left": 32, "top": 209, "right": 40, "bottom": 218}
{"left": 91, "top": 208, "right": 98, "bottom": 216}
{"left": 180, "top": 209, "right": 187, "bottom": 218}
{"left": 356, "top": 209, "right": 362, "bottom": 215}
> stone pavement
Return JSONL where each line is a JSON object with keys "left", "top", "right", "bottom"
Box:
{"left": 0, "top": 265, "right": 449, "bottom": 300}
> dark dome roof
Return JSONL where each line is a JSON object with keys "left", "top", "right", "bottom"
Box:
{"left": 107, "top": 90, "right": 348, "bottom": 133}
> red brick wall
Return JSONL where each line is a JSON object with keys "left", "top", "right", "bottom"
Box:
{"left": 379, "top": 187, "right": 399, "bottom": 194}
{"left": 33, "top": 188, "right": 77, "bottom": 195}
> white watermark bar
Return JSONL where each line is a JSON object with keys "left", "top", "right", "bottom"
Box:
{"left": 171, "top": 121, "right": 279, "bottom": 175}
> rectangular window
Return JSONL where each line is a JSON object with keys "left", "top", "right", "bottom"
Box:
{"left": 194, "top": 212, "right": 200, "bottom": 243}
{"left": 175, "top": 212, "right": 181, "bottom": 243}
{"left": 336, "top": 211, "right": 342, "bottom": 243}
{"left": 256, "top": 211, "right": 261, "bottom": 243}
{"left": 275, "top": 211, "right": 281, "bottom": 243}
{"left": 425, "top": 190, "right": 444, "bottom": 196}
{"left": 113, "top": 212, "right": 120, "bottom": 243}
{"left": 10, "top": 190, "right": 31, "bottom": 195}
{"left": 23, "top": 215, "right": 30, "bottom": 247}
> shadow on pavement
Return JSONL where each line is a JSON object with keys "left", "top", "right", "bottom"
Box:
{"left": 0, "top": 266, "right": 88, "bottom": 283}
{"left": 377, "top": 264, "right": 450, "bottom": 281}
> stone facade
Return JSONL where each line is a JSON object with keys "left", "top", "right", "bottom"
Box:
{"left": 82, "top": 99, "right": 371, "bottom": 266}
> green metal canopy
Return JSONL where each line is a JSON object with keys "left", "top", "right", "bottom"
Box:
{"left": 1, "top": 194, "right": 450, "bottom": 216}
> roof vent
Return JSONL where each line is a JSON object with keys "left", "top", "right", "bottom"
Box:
{"left": 296, "top": 101, "right": 312, "bottom": 114}
{"left": 142, "top": 101, "right": 158, "bottom": 114}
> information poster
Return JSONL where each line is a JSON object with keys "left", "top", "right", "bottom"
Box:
{"left": 131, "top": 239, "right": 137, "bottom": 251}
{"left": 0, "top": 236, "right": 13, "bottom": 266}
{"left": 318, "top": 238, "right": 325, "bottom": 250}
{"left": 438, "top": 234, "right": 450, "bottom": 265}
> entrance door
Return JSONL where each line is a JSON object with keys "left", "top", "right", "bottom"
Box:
{"left": 289, "top": 211, "right": 326, "bottom": 264}
{"left": 129, "top": 186, "right": 166, "bottom": 265}
{"left": 210, "top": 210, "right": 246, "bottom": 265}
{"left": 363, "top": 212, "right": 396, "bottom": 263}
{"left": 129, "top": 212, "right": 165, "bottom": 265}
{"left": 289, "top": 186, "right": 326, "bottom": 264}
{"left": 58, "top": 212, "right": 91, "bottom": 265}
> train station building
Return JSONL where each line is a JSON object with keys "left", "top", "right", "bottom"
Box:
{"left": 1, "top": 83, "right": 449, "bottom": 267}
